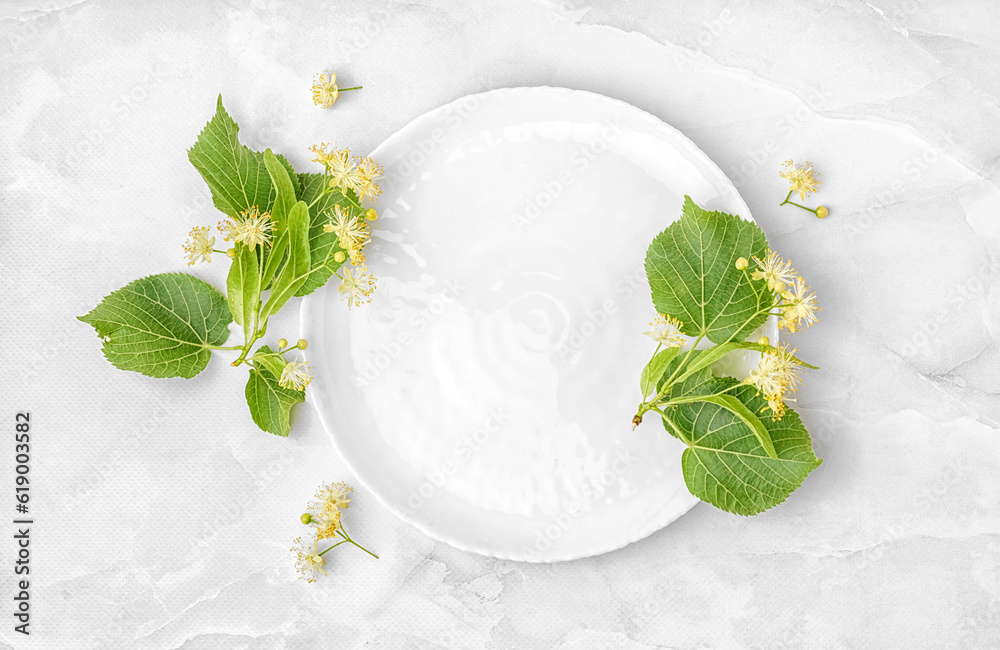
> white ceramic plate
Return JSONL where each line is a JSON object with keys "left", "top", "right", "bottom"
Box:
{"left": 301, "top": 87, "right": 773, "bottom": 562}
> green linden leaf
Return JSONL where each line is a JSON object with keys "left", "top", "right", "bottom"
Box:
{"left": 640, "top": 347, "right": 680, "bottom": 399}
{"left": 227, "top": 245, "right": 260, "bottom": 343}
{"left": 645, "top": 196, "right": 770, "bottom": 344}
{"left": 263, "top": 148, "right": 297, "bottom": 232}
{"left": 259, "top": 148, "right": 299, "bottom": 290}
{"left": 294, "top": 173, "right": 354, "bottom": 297}
{"left": 245, "top": 345, "right": 304, "bottom": 437}
{"left": 666, "top": 378, "right": 822, "bottom": 515}
{"left": 78, "top": 273, "right": 232, "bottom": 379}
{"left": 252, "top": 349, "right": 287, "bottom": 381}
{"left": 188, "top": 95, "right": 299, "bottom": 218}
{"left": 260, "top": 201, "right": 311, "bottom": 320}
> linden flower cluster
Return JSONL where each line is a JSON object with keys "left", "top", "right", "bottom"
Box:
{"left": 183, "top": 206, "right": 275, "bottom": 266}
{"left": 739, "top": 252, "right": 821, "bottom": 333}
{"left": 779, "top": 160, "right": 828, "bottom": 219}
{"left": 309, "top": 143, "right": 384, "bottom": 309}
{"left": 744, "top": 340, "right": 803, "bottom": 420}
{"left": 292, "top": 481, "right": 378, "bottom": 583}
{"left": 735, "top": 251, "right": 820, "bottom": 419}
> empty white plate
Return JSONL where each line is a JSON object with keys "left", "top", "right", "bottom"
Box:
{"left": 301, "top": 87, "right": 769, "bottom": 561}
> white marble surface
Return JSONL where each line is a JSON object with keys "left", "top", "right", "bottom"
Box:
{"left": 1, "top": 0, "right": 999, "bottom": 647}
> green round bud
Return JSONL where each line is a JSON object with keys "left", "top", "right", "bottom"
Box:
{"left": 297, "top": 339, "right": 308, "bottom": 350}
{"left": 758, "top": 336, "right": 770, "bottom": 346}
{"left": 278, "top": 338, "right": 288, "bottom": 349}
{"left": 816, "top": 206, "right": 829, "bottom": 219}
{"left": 334, "top": 251, "right": 346, "bottom": 263}
{"left": 226, "top": 248, "right": 236, "bottom": 258}
{"left": 300, "top": 513, "right": 312, "bottom": 525}
{"left": 735, "top": 257, "right": 748, "bottom": 270}
{"left": 365, "top": 208, "right": 378, "bottom": 221}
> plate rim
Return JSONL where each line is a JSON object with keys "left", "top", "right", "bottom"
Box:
{"left": 300, "top": 85, "right": 758, "bottom": 562}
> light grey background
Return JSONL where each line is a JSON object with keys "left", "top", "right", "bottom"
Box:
{"left": 2, "top": 0, "right": 999, "bottom": 648}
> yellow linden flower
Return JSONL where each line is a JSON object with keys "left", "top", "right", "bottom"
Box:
{"left": 220, "top": 207, "right": 272, "bottom": 249}
{"left": 764, "top": 393, "right": 788, "bottom": 421}
{"left": 183, "top": 226, "right": 215, "bottom": 266}
{"left": 291, "top": 536, "right": 326, "bottom": 583}
{"left": 217, "top": 218, "right": 240, "bottom": 242}
{"left": 780, "top": 277, "right": 820, "bottom": 332}
{"left": 308, "top": 142, "right": 336, "bottom": 168}
{"left": 338, "top": 266, "right": 376, "bottom": 308}
{"left": 312, "top": 71, "right": 339, "bottom": 108}
{"left": 328, "top": 150, "right": 358, "bottom": 190}
{"left": 643, "top": 313, "right": 686, "bottom": 347}
{"left": 311, "top": 144, "right": 358, "bottom": 190}
{"left": 314, "top": 511, "right": 342, "bottom": 540}
{"left": 744, "top": 344, "right": 803, "bottom": 421}
{"left": 310, "top": 481, "right": 353, "bottom": 520}
{"left": 751, "top": 251, "right": 796, "bottom": 292}
{"left": 279, "top": 359, "right": 312, "bottom": 391}
{"left": 235, "top": 207, "right": 273, "bottom": 249}
{"left": 780, "top": 160, "right": 821, "bottom": 200}
{"left": 349, "top": 157, "right": 383, "bottom": 203}
{"left": 324, "top": 205, "right": 369, "bottom": 252}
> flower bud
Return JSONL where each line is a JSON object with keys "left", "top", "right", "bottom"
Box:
{"left": 758, "top": 336, "right": 770, "bottom": 346}
{"left": 226, "top": 248, "right": 236, "bottom": 258}
{"left": 735, "top": 257, "right": 748, "bottom": 270}
{"left": 773, "top": 281, "right": 786, "bottom": 294}
{"left": 816, "top": 206, "right": 829, "bottom": 219}
{"left": 278, "top": 338, "right": 288, "bottom": 349}
{"left": 300, "top": 513, "right": 312, "bottom": 525}
{"left": 334, "top": 251, "right": 346, "bottom": 263}
{"left": 365, "top": 208, "right": 378, "bottom": 221}
{"left": 297, "top": 339, "right": 308, "bottom": 350}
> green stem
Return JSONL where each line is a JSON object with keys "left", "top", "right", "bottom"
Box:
{"left": 634, "top": 300, "right": 777, "bottom": 424}
{"left": 782, "top": 200, "right": 819, "bottom": 215}
{"left": 660, "top": 382, "right": 742, "bottom": 406}
{"left": 339, "top": 86, "right": 362, "bottom": 92}
{"left": 780, "top": 189, "right": 818, "bottom": 214}
{"left": 336, "top": 528, "right": 379, "bottom": 559}
{"left": 660, "top": 334, "right": 705, "bottom": 390}
{"left": 317, "top": 539, "right": 349, "bottom": 557}
{"left": 741, "top": 267, "right": 761, "bottom": 303}
{"left": 307, "top": 187, "right": 330, "bottom": 209}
